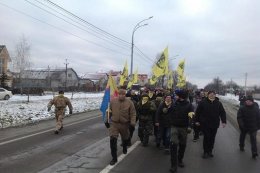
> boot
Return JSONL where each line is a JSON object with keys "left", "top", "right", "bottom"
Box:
{"left": 170, "top": 143, "right": 178, "bottom": 172}
{"left": 252, "top": 153, "right": 258, "bottom": 160}
{"left": 110, "top": 137, "right": 118, "bottom": 165}
{"left": 239, "top": 144, "right": 245, "bottom": 151}
{"left": 178, "top": 144, "right": 186, "bottom": 168}
{"left": 122, "top": 140, "right": 128, "bottom": 154}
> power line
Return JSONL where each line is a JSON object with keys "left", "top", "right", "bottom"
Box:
{"left": 1, "top": 1, "right": 155, "bottom": 66}
{"left": 0, "top": 2, "right": 130, "bottom": 57}
{"left": 25, "top": 0, "right": 131, "bottom": 51}
{"left": 43, "top": 0, "right": 131, "bottom": 45}
{"left": 134, "top": 46, "right": 154, "bottom": 62}
{"left": 40, "top": 0, "right": 155, "bottom": 64}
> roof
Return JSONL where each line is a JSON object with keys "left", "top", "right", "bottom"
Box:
{"left": 21, "top": 68, "right": 79, "bottom": 79}
{"left": 82, "top": 73, "right": 107, "bottom": 80}
{"left": 0, "top": 45, "right": 5, "bottom": 53}
{"left": 0, "top": 45, "right": 10, "bottom": 61}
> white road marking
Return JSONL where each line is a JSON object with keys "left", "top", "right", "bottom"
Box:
{"left": 0, "top": 115, "right": 101, "bottom": 146}
{"left": 99, "top": 141, "right": 141, "bottom": 173}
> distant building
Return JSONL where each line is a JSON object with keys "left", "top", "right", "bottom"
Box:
{"left": 0, "top": 45, "right": 12, "bottom": 88}
{"left": 79, "top": 73, "right": 107, "bottom": 92}
{"left": 12, "top": 68, "right": 79, "bottom": 91}
{"left": 0, "top": 45, "right": 10, "bottom": 74}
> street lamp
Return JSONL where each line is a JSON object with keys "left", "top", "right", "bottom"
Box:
{"left": 130, "top": 16, "right": 153, "bottom": 76}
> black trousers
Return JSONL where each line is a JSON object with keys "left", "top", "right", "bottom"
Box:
{"left": 239, "top": 129, "right": 257, "bottom": 154}
{"left": 202, "top": 127, "right": 218, "bottom": 153}
{"left": 193, "top": 125, "right": 200, "bottom": 139}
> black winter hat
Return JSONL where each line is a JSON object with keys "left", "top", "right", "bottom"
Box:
{"left": 175, "top": 90, "right": 188, "bottom": 99}
{"left": 245, "top": 95, "right": 254, "bottom": 102}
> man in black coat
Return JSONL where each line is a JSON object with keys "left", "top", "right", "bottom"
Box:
{"left": 237, "top": 95, "right": 260, "bottom": 159}
{"left": 169, "top": 90, "right": 194, "bottom": 173}
{"left": 195, "top": 90, "right": 226, "bottom": 159}
{"left": 155, "top": 94, "right": 173, "bottom": 151}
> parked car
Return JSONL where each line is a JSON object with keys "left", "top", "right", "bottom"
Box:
{"left": 0, "top": 87, "right": 13, "bottom": 100}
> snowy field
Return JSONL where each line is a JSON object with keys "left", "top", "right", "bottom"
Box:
{"left": 219, "top": 93, "right": 260, "bottom": 106}
{"left": 0, "top": 92, "right": 103, "bottom": 128}
{"left": 0, "top": 92, "right": 259, "bottom": 129}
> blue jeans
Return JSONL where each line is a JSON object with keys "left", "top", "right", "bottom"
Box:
{"left": 156, "top": 126, "right": 170, "bottom": 148}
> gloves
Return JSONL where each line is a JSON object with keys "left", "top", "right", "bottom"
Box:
{"left": 188, "top": 112, "right": 195, "bottom": 118}
{"left": 129, "top": 125, "right": 135, "bottom": 132}
{"left": 105, "top": 122, "right": 110, "bottom": 128}
{"left": 69, "top": 110, "right": 73, "bottom": 114}
{"left": 47, "top": 107, "right": 51, "bottom": 112}
{"left": 187, "top": 127, "right": 192, "bottom": 134}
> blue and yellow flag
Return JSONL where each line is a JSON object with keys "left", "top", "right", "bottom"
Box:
{"left": 100, "top": 74, "right": 118, "bottom": 121}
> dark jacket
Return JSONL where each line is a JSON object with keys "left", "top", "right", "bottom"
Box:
{"left": 237, "top": 102, "right": 260, "bottom": 132}
{"left": 169, "top": 100, "right": 193, "bottom": 127}
{"left": 195, "top": 97, "right": 226, "bottom": 129}
{"left": 155, "top": 101, "right": 174, "bottom": 127}
{"left": 137, "top": 101, "right": 156, "bottom": 122}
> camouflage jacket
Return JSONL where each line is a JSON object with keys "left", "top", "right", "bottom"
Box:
{"left": 48, "top": 94, "right": 73, "bottom": 111}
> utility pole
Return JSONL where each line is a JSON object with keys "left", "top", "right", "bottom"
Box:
{"left": 64, "top": 59, "right": 69, "bottom": 91}
{"left": 244, "top": 73, "right": 247, "bottom": 96}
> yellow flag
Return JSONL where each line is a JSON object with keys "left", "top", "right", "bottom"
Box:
{"left": 119, "top": 60, "right": 128, "bottom": 86}
{"left": 176, "top": 59, "right": 186, "bottom": 88}
{"left": 177, "top": 59, "right": 185, "bottom": 77}
{"left": 167, "top": 70, "right": 174, "bottom": 89}
{"left": 152, "top": 47, "right": 169, "bottom": 77}
{"left": 177, "top": 74, "right": 186, "bottom": 88}
{"left": 149, "top": 74, "right": 158, "bottom": 85}
{"left": 127, "top": 68, "right": 138, "bottom": 89}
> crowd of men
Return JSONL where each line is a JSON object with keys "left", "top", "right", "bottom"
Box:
{"left": 46, "top": 88, "right": 260, "bottom": 173}
{"left": 103, "top": 87, "right": 260, "bottom": 173}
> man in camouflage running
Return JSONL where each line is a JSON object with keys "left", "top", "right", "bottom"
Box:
{"left": 47, "top": 90, "right": 73, "bottom": 134}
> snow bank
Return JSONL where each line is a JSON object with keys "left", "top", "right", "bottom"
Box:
{"left": 0, "top": 92, "right": 103, "bottom": 128}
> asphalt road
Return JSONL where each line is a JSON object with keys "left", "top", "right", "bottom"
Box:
{"left": 0, "top": 101, "right": 259, "bottom": 173}
{"left": 0, "top": 110, "right": 111, "bottom": 173}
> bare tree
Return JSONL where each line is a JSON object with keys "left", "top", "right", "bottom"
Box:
{"left": 13, "top": 35, "right": 31, "bottom": 73}
{"left": 12, "top": 35, "right": 32, "bottom": 95}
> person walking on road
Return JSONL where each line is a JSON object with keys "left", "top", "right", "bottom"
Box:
{"left": 104, "top": 89, "right": 136, "bottom": 165}
{"left": 193, "top": 91, "right": 206, "bottom": 142}
{"left": 169, "top": 90, "right": 194, "bottom": 173}
{"left": 155, "top": 94, "right": 173, "bottom": 151}
{"left": 137, "top": 93, "right": 156, "bottom": 147}
{"left": 237, "top": 95, "right": 260, "bottom": 159}
{"left": 47, "top": 90, "right": 73, "bottom": 134}
{"left": 195, "top": 90, "right": 226, "bottom": 159}
{"left": 125, "top": 90, "right": 138, "bottom": 146}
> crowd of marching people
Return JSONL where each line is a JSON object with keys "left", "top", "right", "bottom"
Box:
{"left": 103, "top": 87, "right": 260, "bottom": 173}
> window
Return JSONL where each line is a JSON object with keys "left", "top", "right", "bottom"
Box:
{"left": 68, "top": 74, "right": 72, "bottom": 78}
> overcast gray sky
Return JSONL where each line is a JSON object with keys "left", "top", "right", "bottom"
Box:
{"left": 0, "top": 0, "right": 259, "bottom": 88}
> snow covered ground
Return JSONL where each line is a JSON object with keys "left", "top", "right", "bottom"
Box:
{"left": 218, "top": 93, "right": 260, "bottom": 106}
{"left": 0, "top": 92, "right": 259, "bottom": 129}
{"left": 0, "top": 92, "right": 103, "bottom": 128}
